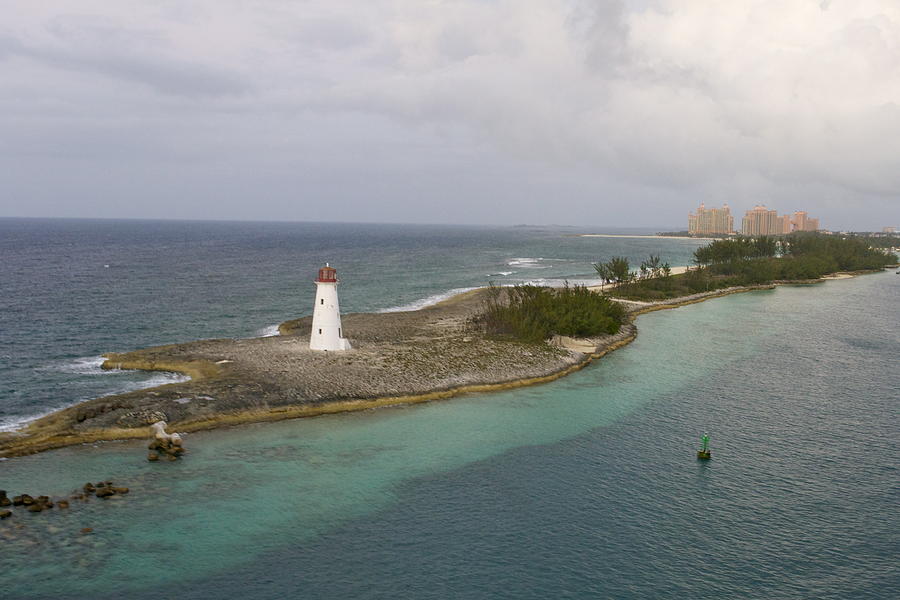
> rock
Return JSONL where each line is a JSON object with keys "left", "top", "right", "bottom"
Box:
{"left": 95, "top": 488, "right": 115, "bottom": 499}
{"left": 95, "top": 482, "right": 106, "bottom": 488}
{"left": 57, "top": 500, "right": 70, "bottom": 509}
{"left": 26, "top": 504, "right": 44, "bottom": 513}
{"left": 21, "top": 495, "right": 34, "bottom": 506}
{"left": 116, "top": 409, "right": 167, "bottom": 428}
{"left": 0, "top": 497, "right": 10, "bottom": 507}
{"left": 166, "top": 454, "right": 178, "bottom": 461}
{"left": 12, "top": 495, "right": 24, "bottom": 506}
{"left": 148, "top": 452, "right": 159, "bottom": 461}
{"left": 83, "top": 483, "right": 95, "bottom": 493}
{"left": 112, "top": 487, "right": 129, "bottom": 495}
{"left": 0, "top": 490, "right": 6, "bottom": 498}
{"left": 0, "top": 510, "right": 11, "bottom": 519}
{"left": 80, "top": 527, "right": 93, "bottom": 534}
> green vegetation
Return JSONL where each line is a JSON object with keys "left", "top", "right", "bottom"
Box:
{"left": 475, "top": 284, "right": 626, "bottom": 343}
{"left": 605, "top": 233, "right": 897, "bottom": 301}
{"left": 835, "top": 232, "right": 899, "bottom": 249}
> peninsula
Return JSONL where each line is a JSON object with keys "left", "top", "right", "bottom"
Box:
{"left": 1, "top": 233, "right": 894, "bottom": 459}
{"left": 0, "top": 284, "right": 755, "bottom": 458}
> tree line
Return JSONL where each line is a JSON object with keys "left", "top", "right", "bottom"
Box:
{"left": 598, "top": 232, "right": 896, "bottom": 301}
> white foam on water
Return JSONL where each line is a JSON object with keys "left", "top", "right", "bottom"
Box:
{"left": 507, "top": 258, "right": 546, "bottom": 268}
{"left": 488, "top": 271, "right": 515, "bottom": 277}
{"left": 3, "top": 359, "right": 193, "bottom": 432}
{"left": 378, "top": 287, "right": 481, "bottom": 313}
{"left": 0, "top": 410, "right": 55, "bottom": 432}
{"left": 255, "top": 324, "right": 281, "bottom": 337}
{"left": 57, "top": 355, "right": 108, "bottom": 375}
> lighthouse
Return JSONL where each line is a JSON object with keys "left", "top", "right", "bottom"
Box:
{"left": 310, "top": 264, "right": 351, "bottom": 351}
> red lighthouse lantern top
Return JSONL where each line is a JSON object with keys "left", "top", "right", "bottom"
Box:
{"left": 316, "top": 264, "right": 337, "bottom": 283}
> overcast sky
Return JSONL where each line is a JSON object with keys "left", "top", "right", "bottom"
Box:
{"left": 2, "top": 0, "right": 899, "bottom": 230}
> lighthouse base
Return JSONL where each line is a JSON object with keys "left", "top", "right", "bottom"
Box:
{"left": 697, "top": 450, "right": 711, "bottom": 460}
{"left": 310, "top": 337, "right": 352, "bottom": 352}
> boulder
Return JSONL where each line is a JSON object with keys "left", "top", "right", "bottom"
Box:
{"left": 0, "top": 497, "right": 10, "bottom": 507}
{"left": 83, "top": 483, "right": 95, "bottom": 493}
{"left": 112, "top": 487, "right": 129, "bottom": 495}
{"left": 26, "top": 504, "right": 44, "bottom": 513}
{"left": 12, "top": 495, "right": 24, "bottom": 506}
{"left": 116, "top": 409, "right": 167, "bottom": 428}
{"left": 95, "top": 488, "right": 115, "bottom": 499}
{"left": 57, "top": 500, "right": 70, "bottom": 509}
{"left": 0, "top": 510, "right": 11, "bottom": 519}
{"left": 148, "top": 452, "right": 159, "bottom": 462}
{"left": 21, "top": 495, "right": 34, "bottom": 506}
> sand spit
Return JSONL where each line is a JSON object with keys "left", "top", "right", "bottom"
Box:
{"left": 0, "top": 272, "right": 874, "bottom": 458}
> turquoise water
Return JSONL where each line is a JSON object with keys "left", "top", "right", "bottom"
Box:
{"left": 1, "top": 220, "right": 897, "bottom": 598}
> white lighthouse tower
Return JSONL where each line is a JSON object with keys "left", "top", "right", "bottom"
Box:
{"left": 310, "top": 264, "right": 351, "bottom": 351}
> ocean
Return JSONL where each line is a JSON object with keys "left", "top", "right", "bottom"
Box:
{"left": 0, "top": 218, "right": 897, "bottom": 598}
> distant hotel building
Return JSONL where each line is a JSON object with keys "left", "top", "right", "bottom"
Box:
{"left": 742, "top": 205, "right": 779, "bottom": 236}
{"left": 688, "top": 203, "right": 734, "bottom": 235}
{"left": 741, "top": 206, "right": 821, "bottom": 235}
{"left": 791, "top": 211, "right": 819, "bottom": 232}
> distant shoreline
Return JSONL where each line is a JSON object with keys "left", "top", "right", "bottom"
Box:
{"left": 577, "top": 234, "right": 715, "bottom": 240}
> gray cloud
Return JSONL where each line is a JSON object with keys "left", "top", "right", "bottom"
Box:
{"left": 0, "top": 0, "right": 898, "bottom": 230}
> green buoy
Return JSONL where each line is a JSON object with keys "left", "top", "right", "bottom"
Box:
{"left": 697, "top": 433, "right": 711, "bottom": 460}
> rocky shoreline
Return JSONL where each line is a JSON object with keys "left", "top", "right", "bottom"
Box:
{"left": 0, "top": 278, "right": 848, "bottom": 459}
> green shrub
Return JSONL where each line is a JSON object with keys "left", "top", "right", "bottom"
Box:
{"left": 476, "top": 284, "right": 625, "bottom": 343}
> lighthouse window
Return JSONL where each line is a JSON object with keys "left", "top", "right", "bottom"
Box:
{"left": 318, "top": 329, "right": 322, "bottom": 334}
{"left": 321, "top": 299, "right": 324, "bottom": 305}
{"left": 339, "top": 328, "right": 341, "bottom": 337}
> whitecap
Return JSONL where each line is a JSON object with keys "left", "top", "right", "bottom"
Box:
{"left": 378, "top": 287, "right": 481, "bottom": 313}
{"left": 507, "top": 258, "right": 542, "bottom": 267}
{"left": 56, "top": 356, "right": 109, "bottom": 375}
{"left": 255, "top": 324, "right": 281, "bottom": 337}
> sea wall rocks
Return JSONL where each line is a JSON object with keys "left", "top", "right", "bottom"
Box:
{"left": 0, "top": 481, "right": 130, "bottom": 520}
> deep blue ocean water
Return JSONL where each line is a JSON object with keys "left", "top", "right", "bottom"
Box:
{"left": 1, "top": 219, "right": 897, "bottom": 599}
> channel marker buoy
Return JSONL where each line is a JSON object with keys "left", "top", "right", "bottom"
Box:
{"left": 697, "top": 432, "right": 711, "bottom": 460}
